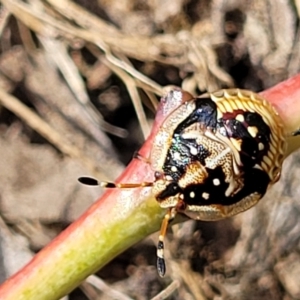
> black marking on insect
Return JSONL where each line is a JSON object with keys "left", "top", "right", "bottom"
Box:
{"left": 79, "top": 88, "right": 287, "bottom": 278}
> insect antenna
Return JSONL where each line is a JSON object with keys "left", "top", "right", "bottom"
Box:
{"left": 157, "top": 208, "right": 177, "bottom": 277}
{"left": 78, "top": 177, "right": 99, "bottom": 186}
{"left": 78, "top": 151, "right": 154, "bottom": 188}
{"left": 78, "top": 176, "right": 153, "bottom": 188}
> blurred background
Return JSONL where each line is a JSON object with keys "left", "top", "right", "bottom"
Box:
{"left": 0, "top": 0, "right": 300, "bottom": 299}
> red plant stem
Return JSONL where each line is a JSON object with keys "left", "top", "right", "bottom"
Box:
{"left": 0, "top": 75, "right": 300, "bottom": 299}
{"left": 261, "top": 74, "right": 300, "bottom": 155}
{"left": 0, "top": 88, "right": 187, "bottom": 300}
{"left": 261, "top": 74, "right": 300, "bottom": 134}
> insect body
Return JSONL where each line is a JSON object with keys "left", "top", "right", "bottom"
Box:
{"left": 79, "top": 89, "right": 286, "bottom": 277}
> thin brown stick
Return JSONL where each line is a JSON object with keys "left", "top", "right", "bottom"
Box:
{"left": 0, "top": 5, "right": 11, "bottom": 37}
{"left": 39, "top": 36, "right": 127, "bottom": 138}
{"left": 104, "top": 59, "right": 150, "bottom": 139}
{"left": 85, "top": 275, "right": 133, "bottom": 300}
{"left": 44, "top": 0, "right": 119, "bottom": 35}
{"left": 151, "top": 280, "right": 180, "bottom": 300}
{"left": 0, "top": 87, "right": 109, "bottom": 180}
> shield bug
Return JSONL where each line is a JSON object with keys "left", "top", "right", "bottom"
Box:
{"left": 79, "top": 88, "right": 286, "bottom": 277}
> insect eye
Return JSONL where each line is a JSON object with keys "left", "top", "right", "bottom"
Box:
{"left": 156, "top": 182, "right": 180, "bottom": 200}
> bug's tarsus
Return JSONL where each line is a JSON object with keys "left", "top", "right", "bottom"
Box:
{"left": 157, "top": 240, "right": 166, "bottom": 277}
{"left": 157, "top": 208, "right": 176, "bottom": 277}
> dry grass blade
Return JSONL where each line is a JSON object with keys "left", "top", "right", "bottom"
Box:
{"left": 44, "top": 0, "right": 119, "bottom": 35}
{"left": 296, "top": 0, "right": 300, "bottom": 17}
{"left": 2, "top": 0, "right": 225, "bottom": 89}
{"left": 0, "top": 87, "right": 109, "bottom": 180}
{"left": 101, "top": 51, "right": 164, "bottom": 96}
{"left": 170, "top": 260, "right": 207, "bottom": 300}
{"left": 150, "top": 279, "right": 180, "bottom": 300}
{"left": 144, "top": 89, "right": 159, "bottom": 112}
{"left": 84, "top": 275, "right": 133, "bottom": 300}
{"left": 0, "top": 5, "right": 11, "bottom": 36}
{"left": 179, "top": 32, "right": 234, "bottom": 92}
{"left": 288, "top": 27, "right": 300, "bottom": 77}
{"left": 39, "top": 36, "right": 127, "bottom": 138}
{"left": 0, "top": 215, "right": 33, "bottom": 277}
{"left": 104, "top": 58, "right": 150, "bottom": 139}
{"left": 1, "top": 0, "right": 179, "bottom": 63}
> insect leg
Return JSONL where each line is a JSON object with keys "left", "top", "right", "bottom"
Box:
{"left": 157, "top": 207, "right": 177, "bottom": 277}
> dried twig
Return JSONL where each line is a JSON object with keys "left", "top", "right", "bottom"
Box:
{"left": 84, "top": 275, "right": 133, "bottom": 300}
{"left": 0, "top": 87, "right": 110, "bottom": 180}
{"left": 0, "top": 5, "right": 11, "bottom": 37}
{"left": 151, "top": 279, "right": 180, "bottom": 300}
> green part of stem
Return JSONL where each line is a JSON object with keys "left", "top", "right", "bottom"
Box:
{"left": 1, "top": 190, "right": 165, "bottom": 300}
{"left": 2, "top": 75, "right": 300, "bottom": 299}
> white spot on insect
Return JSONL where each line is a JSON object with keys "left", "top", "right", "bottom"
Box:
{"left": 254, "top": 164, "right": 263, "bottom": 170}
{"left": 219, "top": 127, "right": 227, "bottom": 136}
{"left": 213, "top": 178, "right": 220, "bottom": 186}
{"left": 236, "top": 114, "right": 245, "bottom": 122}
{"left": 166, "top": 175, "right": 173, "bottom": 181}
{"left": 171, "top": 166, "right": 177, "bottom": 172}
{"left": 248, "top": 126, "right": 258, "bottom": 138}
{"left": 190, "top": 191, "right": 196, "bottom": 198}
{"left": 190, "top": 146, "right": 198, "bottom": 156}
{"left": 157, "top": 248, "right": 164, "bottom": 258}
{"left": 202, "top": 192, "right": 210, "bottom": 200}
{"left": 179, "top": 194, "right": 184, "bottom": 200}
{"left": 173, "top": 152, "right": 181, "bottom": 160}
{"left": 258, "top": 142, "right": 264, "bottom": 151}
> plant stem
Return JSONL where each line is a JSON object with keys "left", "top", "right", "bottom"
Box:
{"left": 1, "top": 76, "right": 300, "bottom": 299}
